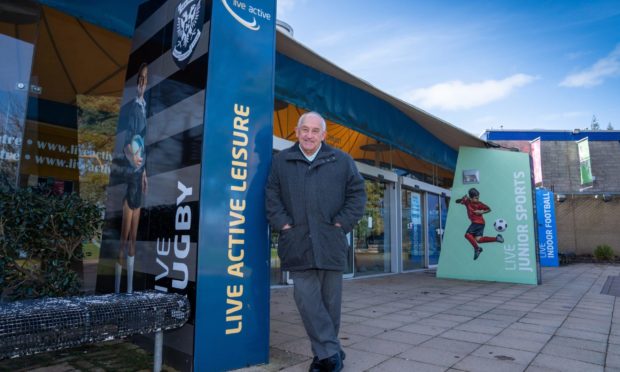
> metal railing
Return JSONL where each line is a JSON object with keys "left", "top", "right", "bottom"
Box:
{"left": 0, "top": 291, "right": 190, "bottom": 371}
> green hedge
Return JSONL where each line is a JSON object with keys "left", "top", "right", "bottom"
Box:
{"left": 0, "top": 177, "right": 102, "bottom": 300}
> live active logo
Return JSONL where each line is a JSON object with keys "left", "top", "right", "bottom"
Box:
{"left": 221, "top": 0, "right": 272, "bottom": 31}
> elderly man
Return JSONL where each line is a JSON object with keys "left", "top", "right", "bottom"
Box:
{"left": 266, "top": 111, "right": 366, "bottom": 372}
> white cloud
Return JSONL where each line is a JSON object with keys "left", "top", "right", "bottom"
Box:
{"left": 311, "top": 31, "right": 350, "bottom": 48}
{"left": 560, "top": 44, "right": 620, "bottom": 87}
{"left": 346, "top": 36, "right": 421, "bottom": 70}
{"left": 401, "top": 74, "right": 537, "bottom": 111}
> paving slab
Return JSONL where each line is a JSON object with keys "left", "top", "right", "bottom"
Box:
{"left": 541, "top": 342, "right": 605, "bottom": 365}
{"left": 374, "top": 329, "right": 434, "bottom": 345}
{"left": 531, "top": 353, "right": 604, "bottom": 372}
{"left": 419, "top": 337, "right": 481, "bottom": 355}
{"left": 452, "top": 355, "right": 528, "bottom": 372}
{"left": 3, "top": 263, "right": 620, "bottom": 372}
{"left": 348, "top": 337, "right": 413, "bottom": 356}
{"left": 546, "top": 335, "right": 607, "bottom": 353}
{"left": 368, "top": 357, "right": 447, "bottom": 372}
{"left": 471, "top": 345, "right": 537, "bottom": 365}
{"left": 398, "top": 345, "right": 467, "bottom": 368}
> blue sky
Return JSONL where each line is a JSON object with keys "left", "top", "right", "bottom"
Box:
{"left": 276, "top": 0, "right": 620, "bottom": 136}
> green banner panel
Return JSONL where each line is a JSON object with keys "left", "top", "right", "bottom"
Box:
{"left": 577, "top": 137, "right": 593, "bottom": 185}
{"left": 437, "top": 147, "right": 538, "bottom": 285}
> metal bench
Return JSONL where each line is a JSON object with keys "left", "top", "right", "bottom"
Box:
{"left": 0, "top": 291, "right": 190, "bottom": 371}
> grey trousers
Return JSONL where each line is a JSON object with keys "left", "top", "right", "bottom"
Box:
{"left": 290, "top": 269, "right": 343, "bottom": 360}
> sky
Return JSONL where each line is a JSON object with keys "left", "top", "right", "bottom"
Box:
{"left": 276, "top": 0, "right": 620, "bottom": 136}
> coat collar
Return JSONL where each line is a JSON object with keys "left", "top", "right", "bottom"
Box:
{"left": 284, "top": 142, "right": 336, "bottom": 162}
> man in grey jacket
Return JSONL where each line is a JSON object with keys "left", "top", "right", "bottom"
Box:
{"left": 266, "top": 111, "right": 366, "bottom": 372}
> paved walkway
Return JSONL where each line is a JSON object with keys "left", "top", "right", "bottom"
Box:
{"left": 1, "top": 264, "right": 619, "bottom": 371}
{"left": 238, "top": 263, "right": 620, "bottom": 372}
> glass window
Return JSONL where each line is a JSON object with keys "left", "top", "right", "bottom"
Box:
{"left": 427, "top": 193, "right": 441, "bottom": 266}
{"left": 0, "top": 3, "right": 39, "bottom": 185}
{"left": 10, "top": 6, "right": 131, "bottom": 292}
{"left": 353, "top": 179, "right": 391, "bottom": 276}
{"left": 402, "top": 189, "right": 425, "bottom": 270}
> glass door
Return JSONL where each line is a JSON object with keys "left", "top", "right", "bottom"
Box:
{"left": 402, "top": 188, "right": 425, "bottom": 270}
{"left": 352, "top": 178, "right": 391, "bottom": 276}
{"left": 440, "top": 194, "right": 450, "bottom": 245}
{"left": 427, "top": 193, "right": 441, "bottom": 266}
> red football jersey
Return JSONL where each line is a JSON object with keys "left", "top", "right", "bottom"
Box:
{"left": 461, "top": 197, "right": 490, "bottom": 224}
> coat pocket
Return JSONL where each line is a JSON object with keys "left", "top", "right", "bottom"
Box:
{"left": 318, "top": 223, "right": 348, "bottom": 268}
{"left": 277, "top": 226, "right": 310, "bottom": 268}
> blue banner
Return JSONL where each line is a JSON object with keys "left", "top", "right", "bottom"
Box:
{"left": 194, "top": 0, "right": 276, "bottom": 370}
{"left": 536, "top": 189, "right": 559, "bottom": 267}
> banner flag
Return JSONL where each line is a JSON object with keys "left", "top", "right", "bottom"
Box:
{"left": 536, "top": 189, "right": 559, "bottom": 267}
{"left": 577, "top": 137, "right": 593, "bottom": 185}
{"left": 530, "top": 137, "right": 542, "bottom": 185}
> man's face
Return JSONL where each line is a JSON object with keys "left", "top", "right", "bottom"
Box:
{"left": 137, "top": 66, "right": 148, "bottom": 98}
{"left": 296, "top": 115, "right": 326, "bottom": 155}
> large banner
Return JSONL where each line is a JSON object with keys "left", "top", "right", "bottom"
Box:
{"left": 577, "top": 137, "right": 593, "bottom": 186}
{"left": 530, "top": 137, "right": 542, "bottom": 185}
{"left": 437, "top": 147, "right": 538, "bottom": 285}
{"left": 97, "top": 0, "right": 275, "bottom": 370}
{"left": 536, "top": 189, "right": 559, "bottom": 267}
{"left": 194, "top": 0, "right": 275, "bottom": 370}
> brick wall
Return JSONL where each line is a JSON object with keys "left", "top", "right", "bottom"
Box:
{"left": 494, "top": 139, "right": 620, "bottom": 193}
{"left": 555, "top": 197, "right": 620, "bottom": 255}
{"left": 492, "top": 138, "right": 620, "bottom": 255}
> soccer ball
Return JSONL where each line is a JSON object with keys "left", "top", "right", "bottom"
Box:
{"left": 493, "top": 218, "right": 508, "bottom": 232}
{"left": 129, "top": 134, "right": 145, "bottom": 168}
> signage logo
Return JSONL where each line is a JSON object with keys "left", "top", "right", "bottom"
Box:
{"left": 172, "top": 0, "right": 205, "bottom": 69}
{"left": 221, "top": 0, "right": 272, "bottom": 31}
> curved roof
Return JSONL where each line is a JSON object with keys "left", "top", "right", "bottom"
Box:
{"left": 276, "top": 31, "right": 487, "bottom": 152}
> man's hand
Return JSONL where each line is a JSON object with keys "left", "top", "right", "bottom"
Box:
{"left": 281, "top": 224, "right": 292, "bottom": 231}
{"left": 142, "top": 172, "right": 148, "bottom": 194}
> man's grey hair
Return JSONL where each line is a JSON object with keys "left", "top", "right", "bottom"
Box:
{"left": 297, "top": 111, "right": 326, "bottom": 131}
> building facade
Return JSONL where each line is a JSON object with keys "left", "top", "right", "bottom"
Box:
{"left": 484, "top": 130, "right": 620, "bottom": 256}
{"left": 0, "top": 0, "right": 488, "bottom": 295}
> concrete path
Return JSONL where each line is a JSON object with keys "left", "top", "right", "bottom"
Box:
{"left": 1, "top": 263, "right": 618, "bottom": 371}
{"left": 237, "top": 263, "right": 620, "bottom": 372}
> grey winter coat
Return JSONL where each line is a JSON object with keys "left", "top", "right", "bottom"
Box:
{"left": 265, "top": 142, "right": 366, "bottom": 271}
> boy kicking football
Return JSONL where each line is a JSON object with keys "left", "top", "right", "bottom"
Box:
{"left": 456, "top": 188, "right": 504, "bottom": 260}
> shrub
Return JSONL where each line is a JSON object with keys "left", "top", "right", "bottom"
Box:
{"left": 593, "top": 245, "right": 615, "bottom": 261}
{"left": 0, "top": 177, "right": 102, "bottom": 300}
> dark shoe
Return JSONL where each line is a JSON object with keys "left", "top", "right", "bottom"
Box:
{"left": 340, "top": 349, "right": 346, "bottom": 361}
{"left": 496, "top": 234, "right": 504, "bottom": 243}
{"left": 474, "top": 247, "right": 483, "bottom": 260}
{"left": 308, "top": 356, "right": 323, "bottom": 372}
{"left": 324, "top": 353, "right": 343, "bottom": 372}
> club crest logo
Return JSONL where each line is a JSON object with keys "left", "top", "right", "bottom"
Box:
{"left": 172, "top": 0, "right": 205, "bottom": 69}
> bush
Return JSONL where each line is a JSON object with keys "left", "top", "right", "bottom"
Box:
{"left": 0, "top": 178, "right": 102, "bottom": 301}
{"left": 593, "top": 245, "right": 615, "bottom": 261}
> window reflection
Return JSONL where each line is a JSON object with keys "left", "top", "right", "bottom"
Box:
{"left": 402, "top": 189, "right": 425, "bottom": 270}
{"left": 353, "top": 179, "right": 390, "bottom": 276}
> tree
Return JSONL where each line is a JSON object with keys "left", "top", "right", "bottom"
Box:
{"left": 590, "top": 115, "right": 600, "bottom": 131}
{"left": 607, "top": 122, "right": 614, "bottom": 130}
